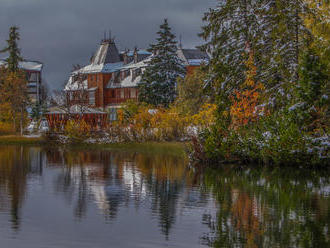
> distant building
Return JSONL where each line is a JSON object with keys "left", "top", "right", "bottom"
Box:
{"left": 0, "top": 59, "right": 43, "bottom": 103}
{"left": 176, "top": 47, "right": 209, "bottom": 75}
{"left": 65, "top": 38, "right": 151, "bottom": 112}
{"left": 64, "top": 38, "right": 209, "bottom": 115}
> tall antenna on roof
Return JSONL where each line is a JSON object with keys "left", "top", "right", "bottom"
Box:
{"left": 109, "top": 30, "right": 112, "bottom": 40}
{"left": 179, "top": 34, "right": 183, "bottom": 49}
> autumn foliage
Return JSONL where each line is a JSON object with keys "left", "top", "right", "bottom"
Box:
{"left": 230, "top": 51, "right": 265, "bottom": 128}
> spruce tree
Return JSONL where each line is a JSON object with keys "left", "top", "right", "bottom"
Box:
{"left": 0, "top": 26, "right": 23, "bottom": 72}
{"left": 139, "top": 19, "right": 186, "bottom": 107}
{"left": 200, "top": 0, "right": 313, "bottom": 110}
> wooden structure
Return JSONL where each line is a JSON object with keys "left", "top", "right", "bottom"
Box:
{"left": 63, "top": 37, "right": 209, "bottom": 124}
{"left": 65, "top": 39, "right": 147, "bottom": 110}
{"left": 46, "top": 105, "right": 108, "bottom": 131}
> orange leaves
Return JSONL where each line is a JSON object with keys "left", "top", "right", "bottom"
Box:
{"left": 230, "top": 51, "right": 265, "bottom": 129}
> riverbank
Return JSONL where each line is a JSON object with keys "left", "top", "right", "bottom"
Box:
{"left": 0, "top": 135, "right": 46, "bottom": 145}
{"left": 0, "top": 135, "right": 187, "bottom": 157}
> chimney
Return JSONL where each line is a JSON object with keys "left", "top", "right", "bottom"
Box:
{"left": 133, "top": 47, "right": 138, "bottom": 63}
{"left": 123, "top": 49, "right": 129, "bottom": 65}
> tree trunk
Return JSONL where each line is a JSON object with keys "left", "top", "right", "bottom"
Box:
{"left": 20, "top": 107, "right": 23, "bottom": 136}
{"left": 12, "top": 112, "right": 16, "bottom": 133}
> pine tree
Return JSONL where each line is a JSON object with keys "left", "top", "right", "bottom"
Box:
{"left": 299, "top": 49, "right": 328, "bottom": 104}
{"left": 0, "top": 26, "right": 23, "bottom": 72}
{"left": 139, "top": 19, "right": 186, "bottom": 107}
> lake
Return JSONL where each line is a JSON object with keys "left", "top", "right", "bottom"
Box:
{"left": 0, "top": 145, "right": 329, "bottom": 247}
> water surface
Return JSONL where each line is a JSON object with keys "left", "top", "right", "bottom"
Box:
{"left": 0, "top": 145, "right": 329, "bottom": 247}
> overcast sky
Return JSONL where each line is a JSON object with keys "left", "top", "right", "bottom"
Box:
{"left": 0, "top": 0, "right": 216, "bottom": 91}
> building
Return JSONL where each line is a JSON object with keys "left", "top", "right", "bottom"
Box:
{"left": 0, "top": 59, "right": 43, "bottom": 103}
{"left": 176, "top": 46, "right": 209, "bottom": 75}
{"left": 65, "top": 38, "right": 151, "bottom": 113}
{"left": 64, "top": 38, "right": 209, "bottom": 113}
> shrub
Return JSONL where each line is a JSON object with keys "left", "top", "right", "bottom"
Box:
{"left": 0, "top": 121, "right": 15, "bottom": 135}
{"left": 64, "top": 119, "right": 91, "bottom": 142}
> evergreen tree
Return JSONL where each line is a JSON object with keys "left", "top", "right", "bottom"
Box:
{"left": 139, "top": 19, "right": 186, "bottom": 107}
{"left": 200, "top": 0, "right": 312, "bottom": 99}
{"left": 298, "top": 48, "right": 328, "bottom": 106}
{"left": 0, "top": 26, "right": 23, "bottom": 72}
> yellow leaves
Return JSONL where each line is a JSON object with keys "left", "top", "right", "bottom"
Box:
{"left": 191, "top": 103, "right": 217, "bottom": 128}
{"left": 0, "top": 121, "right": 15, "bottom": 135}
{"left": 65, "top": 119, "right": 91, "bottom": 139}
{"left": 112, "top": 102, "right": 217, "bottom": 141}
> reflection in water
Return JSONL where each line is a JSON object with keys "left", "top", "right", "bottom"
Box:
{"left": 0, "top": 146, "right": 329, "bottom": 247}
{"left": 0, "top": 146, "right": 42, "bottom": 230}
{"left": 200, "top": 166, "right": 330, "bottom": 248}
{"left": 44, "top": 147, "right": 195, "bottom": 237}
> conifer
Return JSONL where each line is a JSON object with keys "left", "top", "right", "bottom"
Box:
{"left": 139, "top": 19, "right": 186, "bottom": 107}
{"left": 0, "top": 26, "right": 23, "bottom": 72}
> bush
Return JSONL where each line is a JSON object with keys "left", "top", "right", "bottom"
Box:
{"left": 64, "top": 119, "right": 91, "bottom": 142}
{"left": 0, "top": 121, "right": 15, "bottom": 135}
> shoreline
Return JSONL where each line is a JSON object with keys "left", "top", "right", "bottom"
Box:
{"left": 1, "top": 135, "right": 327, "bottom": 167}
{"left": 0, "top": 135, "right": 187, "bottom": 156}
{"left": 0, "top": 135, "right": 46, "bottom": 145}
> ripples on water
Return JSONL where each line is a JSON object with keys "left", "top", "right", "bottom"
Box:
{"left": 0, "top": 145, "right": 329, "bottom": 247}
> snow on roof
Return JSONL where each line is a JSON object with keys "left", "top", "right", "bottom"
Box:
{"left": 80, "top": 62, "right": 124, "bottom": 73}
{"left": 0, "top": 59, "right": 43, "bottom": 72}
{"left": 107, "top": 74, "right": 142, "bottom": 88}
{"left": 120, "top": 50, "right": 151, "bottom": 56}
{"left": 181, "top": 49, "right": 209, "bottom": 60}
{"left": 121, "top": 56, "right": 151, "bottom": 70}
{"left": 64, "top": 79, "right": 88, "bottom": 91}
{"left": 177, "top": 48, "right": 209, "bottom": 66}
{"left": 187, "top": 59, "right": 208, "bottom": 66}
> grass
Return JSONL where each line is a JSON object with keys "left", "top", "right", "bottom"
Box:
{"left": 0, "top": 135, "right": 46, "bottom": 145}
{"left": 64, "top": 141, "right": 188, "bottom": 157}
{"left": 0, "top": 135, "right": 188, "bottom": 157}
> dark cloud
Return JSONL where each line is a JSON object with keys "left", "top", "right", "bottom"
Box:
{"left": 0, "top": 0, "right": 216, "bottom": 91}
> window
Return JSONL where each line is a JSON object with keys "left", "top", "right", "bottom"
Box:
{"left": 89, "top": 91, "right": 95, "bottom": 105}
{"left": 131, "top": 88, "right": 136, "bottom": 98}
{"left": 29, "top": 72, "right": 38, "bottom": 81}
{"left": 109, "top": 108, "right": 117, "bottom": 121}
{"left": 120, "top": 89, "right": 125, "bottom": 98}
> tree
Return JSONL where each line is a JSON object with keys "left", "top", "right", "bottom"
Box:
{"left": 200, "top": 0, "right": 313, "bottom": 110}
{"left": 176, "top": 68, "right": 208, "bottom": 115}
{"left": 0, "top": 70, "right": 29, "bottom": 135}
{"left": 139, "top": 19, "right": 186, "bottom": 107}
{"left": 230, "top": 51, "right": 265, "bottom": 128}
{"left": 0, "top": 26, "right": 29, "bottom": 135}
{"left": 0, "top": 26, "right": 23, "bottom": 72}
